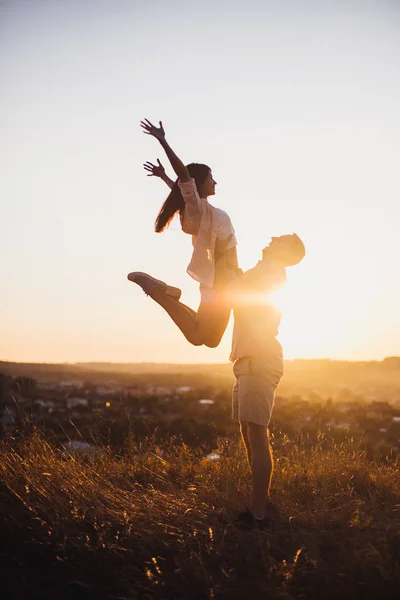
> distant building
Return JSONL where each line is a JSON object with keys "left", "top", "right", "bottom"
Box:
{"left": 96, "top": 386, "right": 111, "bottom": 396}
{"left": 148, "top": 386, "right": 172, "bottom": 395}
{"left": 34, "top": 399, "right": 55, "bottom": 410}
{"left": 60, "top": 380, "right": 84, "bottom": 390}
{"left": 36, "top": 381, "right": 59, "bottom": 391}
{"left": 176, "top": 386, "right": 192, "bottom": 394}
{"left": 67, "top": 397, "right": 88, "bottom": 409}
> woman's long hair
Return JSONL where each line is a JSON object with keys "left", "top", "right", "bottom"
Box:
{"left": 154, "top": 163, "right": 211, "bottom": 232}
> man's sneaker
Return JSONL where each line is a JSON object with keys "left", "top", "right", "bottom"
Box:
{"left": 265, "top": 499, "right": 280, "bottom": 522}
{"left": 127, "top": 272, "right": 181, "bottom": 300}
{"left": 235, "top": 509, "right": 272, "bottom": 531}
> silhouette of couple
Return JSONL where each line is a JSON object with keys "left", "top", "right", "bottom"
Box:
{"left": 128, "top": 119, "right": 305, "bottom": 528}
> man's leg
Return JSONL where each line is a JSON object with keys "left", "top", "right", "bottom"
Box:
{"left": 239, "top": 421, "right": 252, "bottom": 467}
{"left": 246, "top": 422, "right": 273, "bottom": 520}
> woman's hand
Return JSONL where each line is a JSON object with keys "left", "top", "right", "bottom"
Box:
{"left": 140, "top": 118, "right": 189, "bottom": 182}
{"left": 143, "top": 159, "right": 166, "bottom": 179}
{"left": 140, "top": 118, "right": 165, "bottom": 142}
{"left": 143, "top": 159, "right": 175, "bottom": 189}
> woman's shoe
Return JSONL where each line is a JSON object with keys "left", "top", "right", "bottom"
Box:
{"left": 127, "top": 272, "right": 181, "bottom": 301}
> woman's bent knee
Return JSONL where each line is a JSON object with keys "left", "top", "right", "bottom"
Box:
{"left": 185, "top": 328, "right": 219, "bottom": 347}
{"left": 203, "top": 331, "right": 224, "bottom": 348}
{"left": 204, "top": 339, "right": 222, "bottom": 348}
{"left": 184, "top": 333, "right": 204, "bottom": 347}
{"left": 204, "top": 340, "right": 220, "bottom": 349}
{"left": 187, "top": 338, "right": 204, "bottom": 347}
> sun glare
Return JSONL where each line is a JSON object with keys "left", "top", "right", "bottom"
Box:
{"left": 271, "top": 274, "right": 353, "bottom": 360}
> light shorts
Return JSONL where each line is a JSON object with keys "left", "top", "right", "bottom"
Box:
{"left": 199, "top": 275, "right": 234, "bottom": 303}
{"left": 232, "top": 356, "right": 283, "bottom": 427}
{"left": 199, "top": 247, "right": 238, "bottom": 303}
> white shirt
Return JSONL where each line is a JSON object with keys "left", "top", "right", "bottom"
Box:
{"left": 178, "top": 179, "right": 237, "bottom": 288}
{"left": 214, "top": 207, "right": 237, "bottom": 249}
{"left": 230, "top": 260, "right": 286, "bottom": 372}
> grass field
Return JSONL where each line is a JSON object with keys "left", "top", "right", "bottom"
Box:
{"left": 1, "top": 428, "right": 400, "bottom": 600}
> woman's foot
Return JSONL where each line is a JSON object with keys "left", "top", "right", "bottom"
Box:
{"left": 127, "top": 272, "right": 181, "bottom": 300}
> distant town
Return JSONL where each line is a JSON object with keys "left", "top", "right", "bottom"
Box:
{"left": 1, "top": 358, "right": 400, "bottom": 460}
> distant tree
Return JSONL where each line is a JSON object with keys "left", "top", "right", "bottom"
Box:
{"left": 0, "top": 373, "right": 11, "bottom": 409}
{"left": 383, "top": 357, "right": 400, "bottom": 369}
{"left": 13, "top": 376, "right": 37, "bottom": 396}
{"left": 369, "top": 401, "right": 393, "bottom": 416}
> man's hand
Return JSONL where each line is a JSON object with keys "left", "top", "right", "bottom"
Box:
{"left": 143, "top": 159, "right": 166, "bottom": 179}
{"left": 140, "top": 118, "right": 166, "bottom": 142}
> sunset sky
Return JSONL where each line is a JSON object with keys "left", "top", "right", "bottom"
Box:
{"left": 1, "top": 0, "right": 399, "bottom": 364}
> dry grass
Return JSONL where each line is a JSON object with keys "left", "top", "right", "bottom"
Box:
{"left": 1, "top": 429, "right": 400, "bottom": 599}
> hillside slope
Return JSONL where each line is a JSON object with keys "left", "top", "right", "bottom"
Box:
{"left": 1, "top": 431, "right": 400, "bottom": 599}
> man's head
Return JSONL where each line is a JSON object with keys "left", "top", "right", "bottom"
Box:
{"left": 263, "top": 233, "right": 306, "bottom": 267}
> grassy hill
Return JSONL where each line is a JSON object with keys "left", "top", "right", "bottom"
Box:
{"left": 1, "top": 429, "right": 400, "bottom": 599}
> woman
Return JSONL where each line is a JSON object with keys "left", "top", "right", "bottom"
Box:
{"left": 128, "top": 118, "right": 240, "bottom": 348}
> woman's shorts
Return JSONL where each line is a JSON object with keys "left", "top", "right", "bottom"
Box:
{"left": 199, "top": 284, "right": 218, "bottom": 303}
{"left": 232, "top": 356, "right": 283, "bottom": 427}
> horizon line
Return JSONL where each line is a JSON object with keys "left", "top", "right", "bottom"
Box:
{"left": 1, "top": 357, "right": 400, "bottom": 367}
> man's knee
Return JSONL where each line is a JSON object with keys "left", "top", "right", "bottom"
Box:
{"left": 246, "top": 422, "right": 269, "bottom": 448}
{"left": 240, "top": 421, "right": 249, "bottom": 439}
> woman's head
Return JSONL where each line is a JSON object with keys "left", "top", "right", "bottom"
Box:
{"left": 154, "top": 163, "right": 215, "bottom": 233}
{"left": 188, "top": 163, "right": 216, "bottom": 198}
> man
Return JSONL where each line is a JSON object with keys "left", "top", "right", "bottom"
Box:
{"left": 231, "top": 234, "right": 306, "bottom": 529}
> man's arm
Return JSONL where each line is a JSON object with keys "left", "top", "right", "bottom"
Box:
{"left": 140, "top": 119, "right": 191, "bottom": 183}
{"left": 240, "top": 259, "right": 286, "bottom": 293}
{"left": 143, "top": 159, "right": 175, "bottom": 190}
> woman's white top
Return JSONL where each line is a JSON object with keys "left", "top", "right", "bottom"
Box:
{"left": 178, "top": 178, "right": 237, "bottom": 289}
{"left": 214, "top": 206, "right": 237, "bottom": 243}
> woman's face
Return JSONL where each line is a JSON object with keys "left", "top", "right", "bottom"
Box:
{"left": 199, "top": 171, "right": 217, "bottom": 197}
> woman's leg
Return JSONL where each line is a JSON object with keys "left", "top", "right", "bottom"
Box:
{"left": 196, "top": 297, "right": 231, "bottom": 347}
{"left": 130, "top": 246, "right": 235, "bottom": 347}
{"left": 132, "top": 250, "right": 270, "bottom": 348}
{"left": 149, "top": 288, "right": 231, "bottom": 348}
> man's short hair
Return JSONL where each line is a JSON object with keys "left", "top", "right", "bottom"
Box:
{"left": 288, "top": 233, "right": 306, "bottom": 266}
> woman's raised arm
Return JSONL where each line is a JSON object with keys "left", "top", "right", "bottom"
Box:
{"left": 143, "top": 159, "right": 175, "bottom": 190}
{"left": 140, "top": 119, "right": 191, "bottom": 183}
